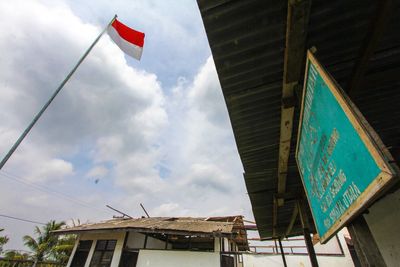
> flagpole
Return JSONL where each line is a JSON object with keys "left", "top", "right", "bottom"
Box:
{"left": 0, "top": 15, "right": 117, "bottom": 171}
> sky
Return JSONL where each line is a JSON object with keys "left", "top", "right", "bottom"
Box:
{"left": 0, "top": 0, "right": 254, "bottom": 251}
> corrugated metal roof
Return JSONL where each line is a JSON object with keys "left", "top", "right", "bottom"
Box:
{"left": 197, "top": 0, "right": 400, "bottom": 239}
{"left": 53, "top": 216, "right": 245, "bottom": 236}
{"left": 53, "top": 216, "right": 249, "bottom": 250}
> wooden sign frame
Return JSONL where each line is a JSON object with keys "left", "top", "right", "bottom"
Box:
{"left": 296, "top": 50, "right": 397, "bottom": 243}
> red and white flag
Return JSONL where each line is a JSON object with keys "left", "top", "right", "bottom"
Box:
{"left": 107, "top": 18, "right": 145, "bottom": 60}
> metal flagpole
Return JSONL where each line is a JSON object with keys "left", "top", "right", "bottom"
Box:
{"left": 0, "top": 15, "right": 117, "bottom": 170}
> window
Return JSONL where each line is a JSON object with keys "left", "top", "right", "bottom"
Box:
{"left": 70, "top": 240, "right": 93, "bottom": 267}
{"left": 119, "top": 250, "right": 139, "bottom": 267}
{"left": 221, "top": 255, "right": 234, "bottom": 267}
{"left": 170, "top": 236, "right": 214, "bottom": 251}
{"left": 89, "top": 240, "right": 117, "bottom": 267}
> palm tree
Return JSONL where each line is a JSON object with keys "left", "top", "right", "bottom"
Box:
{"left": 51, "top": 234, "right": 77, "bottom": 264}
{"left": 3, "top": 250, "right": 30, "bottom": 260}
{"left": 0, "top": 228, "right": 9, "bottom": 254}
{"left": 23, "top": 220, "right": 65, "bottom": 265}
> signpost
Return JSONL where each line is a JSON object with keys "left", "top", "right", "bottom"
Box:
{"left": 296, "top": 51, "right": 396, "bottom": 243}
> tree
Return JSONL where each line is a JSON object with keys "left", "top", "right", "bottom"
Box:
{"left": 3, "top": 250, "right": 30, "bottom": 260}
{"left": 22, "top": 220, "right": 77, "bottom": 265}
{"left": 51, "top": 219, "right": 79, "bottom": 264}
{"left": 51, "top": 234, "right": 76, "bottom": 264}
{"left": 0, "top": 228, "right": 9, "bottom": 254}
{"left": 23, "top": 220, "right": 65, "bottom": 264}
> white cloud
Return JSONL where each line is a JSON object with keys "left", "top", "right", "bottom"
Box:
{"left": 152, "top": 203, "right": 190, "bottom": 217}
{"left": 0, "top": 0, "right": 168, "bottom": 248}
{"left": 143, "top": 57, "right": 250, "bottom": 218}
{"left": 0, "top": 0, "right": 167, "bottom": 178}
{"left": 59, "top": 0, "right": 211, "bottom": 88}
{"left": 0, "top": 0, "right": 253, "bottom": 252}
{"left": 86, "top": 165, "right": 108, "bottom": 178}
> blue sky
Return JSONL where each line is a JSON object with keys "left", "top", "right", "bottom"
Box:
{"left": 0, "top": 0, "right": 253, "bottom": 251}
{"left": 64, "top": 0, "right": 211, "bottom": 89}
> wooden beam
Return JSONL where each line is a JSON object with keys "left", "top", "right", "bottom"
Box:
{"left": 277, "top": 105, "right": 295, "bottom": 206}
{"left": 283, "top": 0, "right": 312, "bottom": 84}
{"left": 297, "top": 200, "right": 310, "bottom": 234}
{"left": 274, "top": 191, "right": 302, "bottom": 200}
{"left": 285, "top": 204, "right": 299, "bottom": 237}
{"left": 346, "top": 0, "right": 393, "bottom": 96}
{"left": 347, "top": 216, "right": 387, "bottom": 267}
{"left": 277, "top": 0, "right": 311, "bottom": 207}
{"left": 272, "top": 198, "right": 278, "bottom": 237}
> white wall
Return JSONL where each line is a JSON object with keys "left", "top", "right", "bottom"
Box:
{"left": 243, "top": 232, "right": 354, "bottom": 267}
{"left": 136, "top": 250, "right": 220, "bottom": 267}
{"left": 125, "top": 231, "right": 171, "bottom": 249}
{"left": 66, "top": 230, "right": 356, "bottom": 267}
{"left": 364, "top": 188, "right": 400, "bottom": 267}
{"left": 314, "top": 232, "right": 345, "bottom": 254}
{"left": 243, "top": 253, "right": 354, "bottom": 267}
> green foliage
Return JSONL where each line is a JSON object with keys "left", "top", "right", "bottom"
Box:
{"left": 23, "top": 220, "right": 76, "bottom": 264}
{"left": 51, "top": 234, "right": 76, "bottom": 264}
{"left": 0, "top": 229, "right": 9, "bottom": 254}
{"left": 3, "top": 250, "right": 30, "bottom": 260}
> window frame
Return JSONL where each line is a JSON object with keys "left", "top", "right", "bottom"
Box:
{"left": 70, "top": 240, "right": 93, "bottom": 267}
{"left": 89, "top": 239, "right": 117, "bottom": 267}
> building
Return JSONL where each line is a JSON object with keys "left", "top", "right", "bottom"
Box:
{"left": 53, "top": 216, "right": 358, "bottom": 267}
{"left": 53, "top": 216, "right": 248, "bottom": 267}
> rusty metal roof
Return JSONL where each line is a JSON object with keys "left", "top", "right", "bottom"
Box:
{"left": 197, "top": 0, "right": 400, "bottom": 239}
{"left": 53, "top": 216, "right": 239, "bottom": 236}
{"left": 53, "top": 216, "right": 249, "bottom": 250}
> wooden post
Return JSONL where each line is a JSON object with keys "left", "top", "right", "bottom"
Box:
{"left": 297, "top": 200, "right": 319, "bottom": 267}
{"left": 347, "top": 216, "right": 387, "bottom": 267}
{"left": 278, "top": 238, "right": 288, "bottom": 267}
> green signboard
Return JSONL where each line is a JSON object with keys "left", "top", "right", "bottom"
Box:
{"left": 296, "top": 51, "right": 395, "bottom": 243}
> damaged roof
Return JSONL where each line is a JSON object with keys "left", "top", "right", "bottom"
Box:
{"left": 53, "top": 216, "right": 249, "bottom": 250}
{"left": 53, "top": 216, "right": 243, "bottom": 237}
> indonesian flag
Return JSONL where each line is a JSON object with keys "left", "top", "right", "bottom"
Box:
{"left": 107, "top": 18, "right": 145, "bottom": 60}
